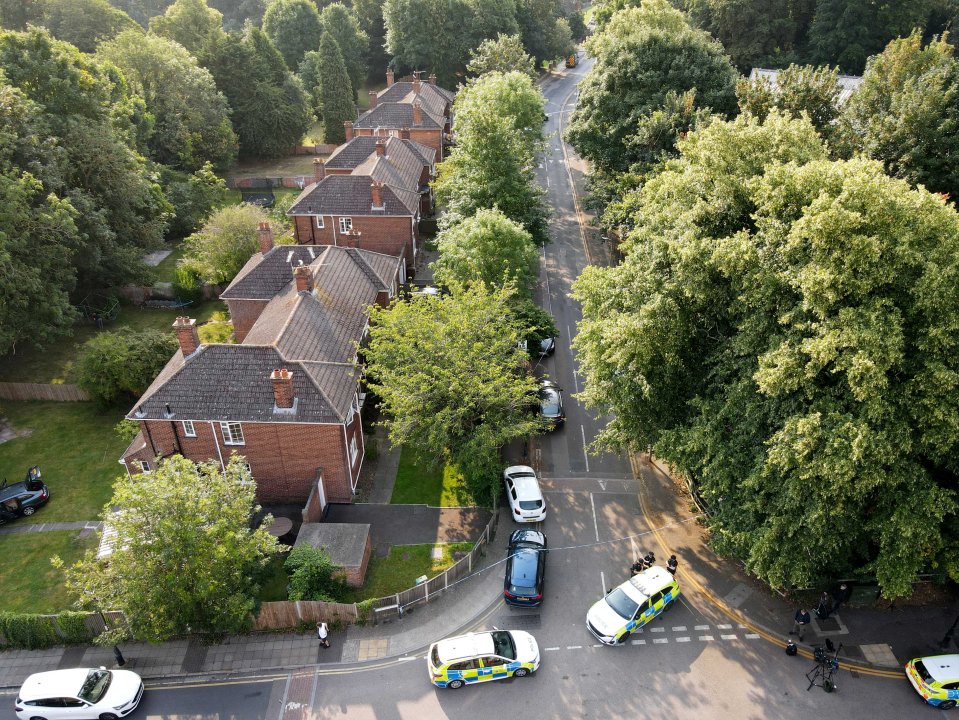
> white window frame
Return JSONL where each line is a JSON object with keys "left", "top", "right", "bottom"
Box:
{"left": 315, "top": 215, "right": 324, "bottom": 229}
{"left": 138, "top": 460, "right": 151, "bottom": 473}
{"left": 388, "top": 129, "right": 398, "bottom": 137}
{"left": 220, "top": 421, "right": 245, "bottom": 446}
{"left": 346, "top": 406, "right": 355, "bottom": 425}
{"left": 182, "top": 420, "right": 196, "bottom": 437}
{"left": 349, "top": 435, "right": 359, "bottom": 464}
{"left": 339, "top": 217, "right": 353, "bottom": 233}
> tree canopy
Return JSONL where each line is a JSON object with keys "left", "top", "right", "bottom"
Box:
{"left": 262, "top": 0, "right": 323, "bottom": 70}
{"left": 59, "top": 455, "right": 279, "bottom": 642}
{"left": 76, "top": 328, "right": 178, "bottom": 407}
{"left": 319, "top": 3, "right": 367, "bottom": 102}
{"left": 317, "top": 31, "right": 355, "bottom": 144}
{"left": 467, "top": 33, "right": 537, "bottom": 79}
{"left": 351, "top": 0, "right": 389, "bottom": 80}
{"left": 183, "top": 203, "right": 270, "bottom": 284}
{"left": 149, "top": 0, "right": 226, "bottom": 61}
{"left": 572, "top": 112, "right": 959, "bottom": 597}
{"left": 42, "top": 0, "right": 140, "bottom": 53}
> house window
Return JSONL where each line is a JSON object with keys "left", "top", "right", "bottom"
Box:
{"left": 220, "top": 421, "right": 245, "bottom": 445}
{"left": 346, "top": 406, "right": 355, "bottom": 425}
{"left": 349, "top": 435, "right": 359, "bottom": 464}
{"left": 138, "top": 460, "right": 151, "bottom": 473}
{"left": 182, "top": 420, "right": 196, "bottom": 437}
{"left": 339, "top": 217, "right": 353, "bottom": 233}
{"left": 315, "top": 215, "right": 324, "bottom": 229}
{"left": 388, "top": 129, "right": 398, "bottom": 137}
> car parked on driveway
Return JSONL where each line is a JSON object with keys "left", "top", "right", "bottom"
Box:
{"left": 0, "top": 466, "right": 49, "bottom": 525}
{"left": 503, "top": 466, "right": 546, "bottom": 523}
{"left": 16, "top": 667, "right": 144, "bottom": 720}
{"left": 504, "top": 529, "right": 547, "bottom": 606}
{"left": 538, "top": 380, "right": 565, "bottom": 427}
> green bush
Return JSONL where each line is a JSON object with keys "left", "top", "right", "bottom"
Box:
{"left": 173, "top": 262, "right": 205, "bottom": 304}
{"left": 56, "top": 612, "right": 92, "bottom": 644}
{"left": 76, "top": 328, "right": 178, "bottom": 407}
{"left": 285, "top": 546, "right": 347, "bottom": 602}
{"left": 356, "top": 598, "right": 375, "bottom": 625}
{"left": 0, "top": 612, "right": 59, "bottom": 649}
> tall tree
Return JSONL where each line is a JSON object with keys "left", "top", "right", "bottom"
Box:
{"left": 209, "top": 0, "right": 266, "bottom": 31}
{"left": 383, "top": 0, "right": 474, "bottom": 84}
{"left": 843, "top": 32, "right": 959, "bottom": 199}
{"left": 432, "top": 208, "right": 538, "bottom": 296}
{"left": 0, "top": 0, "right": 44, "bottom": 29}
{"left": 364, "top": 284, "right": 543, "bottom": 503}
{"left": 97, "top": 30, "right": 237, "bottom": 172}
{"left": 351, "top": 0, "right": 388, "bottom": 78}
{"left": 466, "top": 0, "right": 519, "bottom": 51}
{"left": 516, "top": 0, "right": 570, "bottom": 64}
{"left": 572, "top": 112, "right": 959, "bottom": 597}
{"left": 317, "top": 31, "right": 354, "bottom": 144}
{"left": 42, "top": 0, "right": 140, "bottom": 52}
{"left": 183, "top": 203, "right": 269, "bottom": 284}
{"left": 58, "top": 455, "right": 280, "bottom": 642}
{"left": 262, "top": 0, "right": 323, "bottom": 70}
{"left": 467, "top": 33, "right": 537, "bottom": 79}
{"left": 566, "top": 0, "right": 738, "bottom": 174}
{"left": 319, "top": 2, "right": 367, "bottom": 102}
{"left": 298, "top": 49, "right": 324, "bottom": 119}
{"left": 149, "top": 0, "right": 226, "bottom": 61}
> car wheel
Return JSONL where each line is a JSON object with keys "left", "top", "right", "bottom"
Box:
{"left": 447, "top": 679, "right": 465, "bottom": 690}
{"left": 618, "top": 631, "right": 631, "bottom": 644}
{"left": 29, "top": 716, "right": 49, "bottom": 720}
{"left": 940, "top": 700, "right": 957, "bottom": 710}
{"left": 22, "top": 506, "right": 35, "bottom": 516}
{"left": 99, "top": 714, "right": 120, "bottom": 720}
{"left": 514, "top": 667, "right": 530, "bottom": 678}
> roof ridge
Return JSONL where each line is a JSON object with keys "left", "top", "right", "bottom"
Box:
{"left": 344, "top": 247, "right": 385, "bottom": 288}
{"left": 296, "top": 361, "right": 346, "bottom": 422}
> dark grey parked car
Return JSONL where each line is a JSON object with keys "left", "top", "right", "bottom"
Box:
{"left": 538, "top": 380, "right": 565, "bottom": 427}
{"left": 0, "top": 466, "right": 49, "bottom": 524}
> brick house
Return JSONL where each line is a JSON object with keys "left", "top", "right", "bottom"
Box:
{"left": 120, "top": 226, "right": 403, "bottom": 505}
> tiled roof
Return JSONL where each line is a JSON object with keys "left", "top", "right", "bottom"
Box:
{"left": 287, "top": 174, "right": 419, "bottom": 216}
{"left": 220, "top": 245, "right": 325, "bottom": 300}
{"left": 354, "top": 102, "right": 443, "bottom": 130}
{"left": 129, "top": 246, "right": 401, "bottom": 425}
{"left": 326, "top": 136, "right": 435, "bottom": 181}
{"left": 378, "top": 81, "right": 453, "bottom": 107}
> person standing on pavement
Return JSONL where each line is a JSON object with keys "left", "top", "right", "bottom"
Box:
{"left": 816, "top": 591, "right": 833, "bottom": 620}
{"left": 667, "top": 555, "right": 678, "bottom": 575}
{"left": 833, "top": 583, "right": 852, "bottom": 613}
{"left": 790, "top": 608, "right": 811, "bottom": 641}
{"left": 642, "top": 551, "right": 656, "bottom": 570}
{"left": 317, "top": 621, "right": 330, "bottom": 648}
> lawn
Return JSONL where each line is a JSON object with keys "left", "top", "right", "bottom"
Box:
{"left": 341, "top": 542, "right": 474, "bottom": 602}
{"left": 391, "top": 447, "right": 476, "bottom": 507}
{"left": 0, "top": 530, "right": 96, "bottom": 613}
{"left": 0, "top": 402, "right": 128, "bottom": 523}
{"left": 257, "top": 552, "right": 293, "bottom": 603}
{"left": 228, "top": 155, "right": 323, "bottom": 181}
{"left": 0, "top": 300, "right": 226, "bottom": 384}
{"left": 152, "top": 243, "right": 185, "bottom": 283}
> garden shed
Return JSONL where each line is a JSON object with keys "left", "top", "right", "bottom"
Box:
{"left": 294, "top": 522, "right": 373, "bottom": 587}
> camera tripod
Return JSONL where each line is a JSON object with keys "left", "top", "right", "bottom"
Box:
{"left": 806, "top": 640, "right": 842, "bottom": 692}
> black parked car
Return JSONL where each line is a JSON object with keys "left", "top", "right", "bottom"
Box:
{"left": 538, "top": 379, "right": 565, "bottom": 427}
{"left": 504, "top": 528, "right": 547, "bottom": 607}
{"left": 0, "top": 466, "right": 49, "bottom": 524}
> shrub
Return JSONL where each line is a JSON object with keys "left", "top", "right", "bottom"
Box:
{"left": 285, "top": 545, "right": 347, "bottom": 602}
{"left": 56, "top": 612, "right": 92, "bottom": 644}
{"left": 172, "top": 261, "right": 205, "bottom": 304}
{"left": 0, "top": 612, "right": 59, "bottom": 649}
{"left": 77, "top": 329, "right": 178, "bottom": 407}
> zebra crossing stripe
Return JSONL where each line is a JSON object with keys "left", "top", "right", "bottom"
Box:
{"left": 675, "top": 637, "right": 691, "bottom": 643}
{"left": 631, "top": 639, "right": 646, "bottom": 645}
{"left": 699, "top": 635, "right": 714, "bottom": 641}
{"left": 745, "top": 634, "right": 760, "bottom": 639}
{"left": 721, "top": 634, "right": 737, "bottom": 640}
{"left": 653, "top": 638, "right": 668, "bottom": 644}
{"left": 672, "top": 626, "right": 687, "bottom": 631}
{"left": 694, "top": 625, "right": 709, "bottom": 631}
{"left": 717, "top": 624, "right": 733, "bottom": 629}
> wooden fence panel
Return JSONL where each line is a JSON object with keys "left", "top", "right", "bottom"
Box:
{"left": 252, "top": 600, "right": 357, "bottom": 630}
{"left": 0, "top": 382, "right": 89, "bottom": 402}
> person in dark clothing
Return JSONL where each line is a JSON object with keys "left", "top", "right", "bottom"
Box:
{"left": 666, "top": 555, "right": 678, "bottom": 575}
{"left": 631, "top": 559, "right": 644, "bottom": 576}
{"left": 790, "top": 608, "right": 811, "bottom": 641}
{"left": 816, "top": 591, "right": 833, "bottom": 620}
{"left": 833, "top": 583, "right": 852, "bottom": 612}
{"left": 642, "top": 551, "right": 656, "bottom": 570}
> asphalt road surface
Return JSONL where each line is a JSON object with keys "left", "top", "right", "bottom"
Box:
{"left": 125, "top": 59, "right": 924, "bottom": 720}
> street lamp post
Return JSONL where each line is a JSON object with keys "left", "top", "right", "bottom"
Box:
{"left": 939, "top": 610, "right": 959, "bottom": 652}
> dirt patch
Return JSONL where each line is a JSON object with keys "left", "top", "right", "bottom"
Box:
{"left": 0, "top": 417, "right": 32, "bottom": 445}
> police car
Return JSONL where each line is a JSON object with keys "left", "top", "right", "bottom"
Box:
{"left": 427, "top": 630, "right": 540, "bottom": 689}
{"left": 906, "top": 654, "right": 959, "bottom": 709}
{"left": 586, "top": 566, "right": 680, "bottom": 645}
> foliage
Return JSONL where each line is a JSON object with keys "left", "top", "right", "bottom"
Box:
{"left": 159, "top": 162, "right": 230, "bottom": 240}
{"left": 55, "top": 611, "right": 92, "bottom": 644}
{"left": 467, "top": 33, "right": 537, "bottom": 79}
{"left": 97, "top": 30, "right": 237, "bottom": 172}
{"left": 172, "top": 262, "right": 205, "bottom": 303}
{"left": 42, "top": 0, "right": 140, "bottom": 53}
{"left": 516, "top": 0, "right": 572, "bottom": 64}
{"left": 298, "top": 50, "right": 324, "bottom": 119}
{"left": 206, "top": 26, "right": 313, "bottom": 157}
{"left": 115, "top": 418, "right": 141, "bottom": 443}
{"left": 432, "top": 208, "right": 538, "bottom": 297}
{"left": 0, "top": 0, "right": 44, "bottom": 29}
{"left": 363, "top": 284, "right": 543, "bottom": 503}
{"left": 76, "top": 328, "right": 178, "bottom": 407}
{"left": 262, "top": 0, "right": 323, "bottom": 70}
{"left": 513, "top": 298, "right": 558, "bottom": 350}
{"left": 317, "top": 32, "right": 356, "bottom": 144}
{"left": 842, "top": 32, "right": 959, "bottom": 199}
{"left": 567, "top": 10, "right": 586, "bottom": 42}
{"left": 572, "top": 112, "right": 959, "bottom": 597}
{"left": 0, "top": 612, "right": 58, "bottom": 649}
{"left": 352, "top": 0, "right": 389, "bottom": 79}
{"left": 183, "top": 203, "right": 267, "bottom": 284}
{"left": 284, "top": 545, "right": 347, "bottom": 601}
{"left": 210, "top": 0, "right": 267, "bottom": 31}
{"left": 566, "top": 0, "right": 738, "bottom": 174}
{"left": 149, "top": 0, "right": 226, "bottom": 61}
{"left": 59, "top": 455, "right": 280, "bottom": 642}
{"left": 319, "top": 3, "right": 367, "bottom": 102}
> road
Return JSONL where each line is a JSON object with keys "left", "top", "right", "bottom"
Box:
{"left": 121, "top": 61, "right": 923, "bottom": 720}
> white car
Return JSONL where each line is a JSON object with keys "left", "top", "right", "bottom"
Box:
{"left": 503, "top": 465, "right": 546, "bottom": 522}
{"left": 16, "top": 668, "right": 144, "bottom": 720}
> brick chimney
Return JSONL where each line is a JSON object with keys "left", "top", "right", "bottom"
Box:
{"left": 313, "top": 157, "right": 325, "bottom": 183}
{"left": 375, "top": 138, "right": 386, "bottom": 156}
{"left": 173, "top": 317, "right": 200, "bottom": 357}
{"left": 428, "top": 73, "right": 436, "bottom": 85}
{"left": 369, "top": 90, "right": 378, "bottom": 109}
{"left": 400, "top": 127, "right": 411, "bottom": 140}
{"left": 386, "top": 67, "right": 394, "bottom": 87}
{"left": 270, "top": 368, "right": 295, "bottom": 409}
{"left": 344, "top": 120, "right": 354, "bottom": 141}
{"left": 371, "top": 181, "right": 384, "bottom": 209}
{"left": 258, "top": 222, "right": 274, "bottom": 254}
{"left": 413, "top": 72, "right": 421, "bottom": 94}
{"left": 293, "top": 264, "right": 313, "bottom": 293}
{"left": 412, "top": 101, "right": 422, "bottom": 126}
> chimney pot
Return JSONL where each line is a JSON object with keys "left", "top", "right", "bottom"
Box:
{"left": 386, "top": 67, "right": 394, "bottom": 87}
{"left": 293, "top": 264, "right": 313, "bottom": 293}
{"left": 257, "top": 222, "right": 274, "bottom": 254}
{"left": 313, "top": 157, "right": 325, "bottom": 183}
{"left": 413, "top": 73, "right": 421, "bottom": 93}
{"left": 375, "top": 138, "right": 386, "bottom": 156}
{"left": 400, "top": 127, "right": 411, "bottom": 140}
{"left": 428, "top": 73, "right": 436, "bottom": 85}
{"left": 173, "top": 316, "right": 200, "bottom": 357}
{"left": 344, "top": 120, "right": 354, "bottom": 141}
{"left": 270, "top": 368, "right": 295, "bottom": 409}
{"left": 371, "top": 181, "right": 384, "bottom": 209}
{"left": 412, "top": 101, "right": 423, "bottom": 126}
{"left": 368, "top": 90, "right": 378, "bottom": 109}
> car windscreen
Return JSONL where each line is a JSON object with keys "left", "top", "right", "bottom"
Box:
{"left": 430, "top": 645, "right": 441, "bottom": 668}
{"left": 491, "top": 630, "right": 516, "bottom": 660}
{"left": 509, "top": 548, "right": 541, "bottom": 588}
{"left": 914, "top": 660, "right": 933, "bottom": 683}
{"left": 518, "top": 499, "right": 543, "bottom": 510}
{"left": 78, "top": 669, "right": 112, "bottom": 703}
{"left": 605, "top": 588, "right": 640, "bottom": 620}
{"left": 540, "top": 389, "right": 561, "bottom": 414}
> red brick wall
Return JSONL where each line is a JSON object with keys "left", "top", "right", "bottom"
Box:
{"left": 123, "top": 414, "right": 365, "bottom": 504}
{"left": 225, "top": 299, "right": 270, "bottom": 342}
{"left": 292, "top": 215, "right": 414, "bottom": 267}
{"left": 343, "top": 533, "right": 373, "bottom": 586}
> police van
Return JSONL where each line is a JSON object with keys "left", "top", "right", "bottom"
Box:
{"left": 427, "top": 630, "right": 540, "bottom": 689}
{"left": 586, "top": 566, "right": 680, "bottom": 645}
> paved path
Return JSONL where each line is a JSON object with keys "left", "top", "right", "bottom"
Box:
{"left": 324, "top": 504, "right": 491, "bottom": 553}
{"left": 0, "top": 520, "right": 100, "bottom": 535}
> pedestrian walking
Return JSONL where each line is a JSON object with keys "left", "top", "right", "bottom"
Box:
{"left": 666, "top": 555, "right": 678, "bottom": 575}
{"left": 815, "top": 591, "right": 833, "bottom": 620}
{"left": 317, "top": 621, "right": 330, "bottom": 648}
{"left": 790, "top": 608, "right": 811, "bottom": 641}
{"left": 642, "top": 551, "right": 655, "bottom": 570}
{"left": 833, "top": 583, "right": 852, "bottom": 613}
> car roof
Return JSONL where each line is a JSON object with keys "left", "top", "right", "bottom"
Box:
{"left": 622, "top": 566, "right": 675, "bottom": 601}
{"left": 541, "top": 379, "right": 559, "bottom": 389}
{"left": 510, "top": 528, "right": 546, "bottom": 547}
{"left": 19, "top": 669, "right": 91, "bottom": 700}
{"left": 512, "top": 475, "right": 542, "bottom": 500}
{"left": 435, "top": 632, "right": 496, "bottom": 663}
{"left": 0, "top": 481, "right": 29, "bottom": 501}
{"left": 920, "top": 655, "right": 959, "bottom": 683}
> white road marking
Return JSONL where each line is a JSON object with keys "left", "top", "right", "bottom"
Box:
{"left": 545, "top": 647, "right": 560, "bottom": 651}
{"left": 672, "top": 626, "right": 687, "bottom": 631}
{"left": 581, "top": 425, "right": 590, "bottom": 471}
{"left": 721, "top": 634, "right": 738, "bottom": 640}
{"left": 542, "top": 246, "right": 553, "bottom": 316}
{"left": 567, "top": 645, "right": 583, "bottom": 650}
{"left": 699, "top": 635, "right": 715, "bottom": 641}
{"left": 630, "top": 535, "right": 637, "bottom": 562}
{"left": 546, "top": 173, "right": 550, "bottom": 188}
{"left": 398, "top": 656, "right": 417, "bottom": 662}
{"left": 631, "top": 639, "right": 646, "bottom": 645}
{"left": 745, "top": 634, "right": 760, "bottom": 640}
{"left": 590, "top": 492, "right": 599, "bottom": 542}
{"left": 591, "top": 644, "right": 602, "bottom": 648}
{"left": 738, "top": 624, "right": 747, "bottom": 629}
{"left": 653, "top": 638, "right": 668, "bottom": 644}
{"left": 675, "top": 637, "right": 691, "bottom": 643}
{"left": 717, "top": 624, "right": 733, "bottom": 629}
{"left": 600, "top": 570, "right": 606, "bottom": 594}
{"left": 694, "top": 625, "right": 710, "bottom": 631}
{"left": 649, "top": 627, "right": 665, "bottom": 633}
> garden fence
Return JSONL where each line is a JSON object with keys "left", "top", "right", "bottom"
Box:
{"left": 253, "top": 601, "right": 358, "bottom": 631}
{"left": 0, "top": 382, "right": 89, "bottom": 402}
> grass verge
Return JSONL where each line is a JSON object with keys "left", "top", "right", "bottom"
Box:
{"left": 341, "top": 542, "right": 474, "bottom": 602}
{"left": 0, "top": 402, "right": 128, "bottom": 522}
{"left": 152, "top": 244, "right": 185, "bottom": 284}
{"left": 0, "top": 530, "right": 96, "bottom": 613}
{"left": 391, "top": 447, "right": 475, "bottom": 507}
